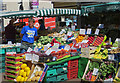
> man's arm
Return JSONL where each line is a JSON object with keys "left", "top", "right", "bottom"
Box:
{"left": 20, "top": 33, "right": 23, "bottom": 38}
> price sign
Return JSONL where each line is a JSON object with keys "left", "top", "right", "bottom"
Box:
{"left": 71, "top": 26, "right": 75, "bottom": 31}
{"left": 80, "top": 29, "right": 86, "bottom": 35}
{"left": 27, "top": 47, "right": 33, "bottom": 52}
{"left": 108, "top": 54, "right": 114, "bottom": 60}
{"left": 92, "top": 68, "right": 99, "bottom": 75}
{"left": 32, "top": 54, "right": 39, "bottom": 62}
{"left": 95, "top": 29, "right": 99, "bottom": 35}
{"left": 67, "top": 31, "right": 72, "bottom": 36}
{"left": 87, "top": 28, "right": 91, "bottom": 34}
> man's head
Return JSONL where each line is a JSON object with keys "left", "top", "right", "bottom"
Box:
{"left": 9, "top": 18, "right": 16, "bottom": 24}
{"left": 28, "top": 18, "right": 35, "bottom": 28}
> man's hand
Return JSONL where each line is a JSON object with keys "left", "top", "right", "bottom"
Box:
{"left": 20, "top": 33, "right": 23, "bottom": 38}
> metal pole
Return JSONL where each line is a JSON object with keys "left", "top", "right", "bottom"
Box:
{"left": 77, "top": 2, "right": 81, "bottom": 29}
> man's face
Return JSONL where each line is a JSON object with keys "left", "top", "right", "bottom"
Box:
{"left": 29, "top": 20, "right": 34, "bottom": 28}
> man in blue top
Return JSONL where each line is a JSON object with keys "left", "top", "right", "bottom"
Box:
{"left": 20, "top": 18, "right": 38, "bottom": 51}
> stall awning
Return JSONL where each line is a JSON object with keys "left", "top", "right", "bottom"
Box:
{"left": 81, "top": 2, "right": 120, "bottom": 15}
{"left": 0, "top": 10, "right": 37, "bottom": 18}
{"left": 37, "top": 9, "right": 81, "bottom": 16}
{"left": 0, "top": 8, "right": 81, "bottom": 18}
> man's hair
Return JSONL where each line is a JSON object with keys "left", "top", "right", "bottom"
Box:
{"left": 28, "top": 18, "right": 35, "bottom": 23}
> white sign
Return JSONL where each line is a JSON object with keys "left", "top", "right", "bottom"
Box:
{"left": 67, "top": 31, "right": 72, "bottom": 36}
{"left": 32, "top": 54, "right": 39, "bottom": 62}
{"left": 27, "top": 47, "right": 33, "bottom": 52}
{"left": 87, "top": 28, "right": 91, "bottom": 34}
{"left": 25, "top": 53, "right": 32, "bottom": 60}
{"left": 108, "top": 54, "right": 114, "bottom": 60}
{"left": 92, "top": 68, "right": 99, "bottom": 75}
{"left": 80, "top": 29, "right": 86, "bottom": 35}
{"left": 8, "top": 41, "right": 12, "bottom": 45}
{"left": 45, "top": 49, "right": 53, "bottom": 55}
{"left": 95, "top": 29, "right": 99, "bottom": 35}
{"left": 71, "top": 26, "right": 75, "bottom": 31}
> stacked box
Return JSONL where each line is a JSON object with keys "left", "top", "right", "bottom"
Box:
{"left": 67, "top": 59, "right": 78, "bottom": 80}
{"left": 5, "top": 53, "right": 23, "bottom": 81}
{"left": 0, "top": 54, "right": 5, "bottom": 73}
{"left": 46, "top": 62, "right": 68, "bottom": 83}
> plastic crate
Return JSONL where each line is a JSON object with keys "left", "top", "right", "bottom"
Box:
{"left": 46, "top": 76, "right": 57, "bottom": 82}
{"left": 0, "top": 48, "right": 5, "bottom": 54}
{"left": 48, "top": 65, "right": 57, "bottom": 70}
{"left": 67, "top": 68, "right": 78, "bottom": 80}
{"left": 68, "top": 59, "right": 78, "bottom": 69}
{"left": 78, "top": 57, "right": 88, "bottom": 79}
{"left": 56, "top": 62, "right": 68, "bottom": 68}
{"left": 47, "top": 69, "right": 57, "bottom": 77}
{"left": 16, "top": 47, "right": 21, "bottom": 53}
{"left": 6, "top": 48, "right": 16, "bottom": 52}
{"left": 57, "top": 74, "right": 68, "bottom": 82}
{"left": 0, "top": 62, "right": 5, "bottom": 68}
{"left": 0, "top": 56, "right": 5, "bottom": 62}
{"left": 56, "top": 67, "right": 67, "bottom": 75}
{"left": 0, "top": 68, "right": 5, "bottom": 73}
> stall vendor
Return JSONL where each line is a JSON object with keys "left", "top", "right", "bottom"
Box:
{"left": 20, "top": 18, "right": 38, "bottom": 52}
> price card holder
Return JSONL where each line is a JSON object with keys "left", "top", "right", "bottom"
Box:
{"left": 71, "top": 26, "right": 75, "bottom": 31}
{"left": 95, "top": 29, "right": 99, "bottom": 35}
{"left": 27, "top": 47, "right": 33, "bottom": 52}
{"left": 25, "top": 53, "right": 32, "bottom": 60}
{"left": 67, "top": 31, "right": 72, "bottom": 36}
{"left": 32, "top": 54, "right": 39, "bottom": 62}
{"left": 87, "top": 28, "right": 91, "bottom": 34}
{"left": 108, "top": 54, "right": 114, "bottom": 60}
{"left": 80, "top": 29, "right": 86, "bottom": 35}
{"left": 92, "top": 68, "right": 99, "bottom": 75}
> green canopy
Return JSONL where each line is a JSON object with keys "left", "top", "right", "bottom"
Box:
{"left": 81, "top": 2, "right": 120, "bottom": 15}
{"left": 0, "top": 8, "right": 81, "bottom": 18}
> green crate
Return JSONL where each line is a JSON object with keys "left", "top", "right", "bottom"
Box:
{"left": 46, "top": 76, "right": 57, "bottom": 82}
{"left": 78, "top": 57, "right": 88, "bottom": 79}
{"left": 6, "top": 48, "right": 16, "bottom": 52}
{"left": 0, "top": 56, "right": 5, "bottom": 62}
{"left": 0, "top": 68, "right": 5, "bottom": 73}
{"left": 56, "top": 67, "right": 67, "bottom": 75}
{"left": 57, "top": 74, "right": 68, "bottom": 82}
{"left": 0, "top": 62, "right": 5, "bottom": 68}
{"left": 56, "top": 62, "right": 68, "bottom": 68}
{"left": 48, "top": 65, "right": 57, "bottom": 70}
{"left": 0, "top": 48, "right": 5, "bottom": 54}
{"left": 16, "top": 47, "right": 20, "bottom": 53}
{"left": 47, "top": 69, "right": 57, "bottom": 77}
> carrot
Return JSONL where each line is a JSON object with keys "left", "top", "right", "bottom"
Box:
{"left": 91, "top": 75, "right": 97, "bottom": 81}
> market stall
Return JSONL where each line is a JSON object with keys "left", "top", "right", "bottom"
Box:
{"left": 0, "top": 5, "right": 120, "bottom": 83}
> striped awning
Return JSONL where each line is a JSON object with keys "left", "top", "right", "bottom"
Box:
{"left": 36, "top": 9, "right": 81, "bottom": 16}
{"left": 0, "top": 10, "right": 37, "bottom": 19}
{"left": 0, "top": 9, "right": 81, "bottom": 18}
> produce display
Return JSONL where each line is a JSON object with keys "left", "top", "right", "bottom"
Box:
{"left": 97, "top": 61, "right": 117, "bottom": 81}
{"left": 87, "top": 36, "right": 95, "bottom": 45}
{"left": 85, "top": 61, "right": 100, "bottom": 81}
{"left": 93, "top": 36, "right": 104, "bottom": 46}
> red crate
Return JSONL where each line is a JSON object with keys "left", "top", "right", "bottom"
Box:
{"left": 67, "top": 68, "right": 78, "bottom": 80}
{"left": 68, "top": 59, "right": 78, "bottom": 69}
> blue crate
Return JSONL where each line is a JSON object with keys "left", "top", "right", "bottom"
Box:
{"left": 47, "top": 69, "right": 57, "bottom": 77}
{"left": 0, "top": 48, "right": 5, "bottom": 54}
{"left": 46, "top": 76, "right": 57, "bottom": 82}
{"left": 56, "top": 67, "right": 67, "bottom": 75}
{"left": 56, "top": 74, "right": 68, "bottom": 82}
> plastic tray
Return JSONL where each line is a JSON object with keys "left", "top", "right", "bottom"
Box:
{"left": 46, "top": 76, "right": 57, "bottom": 82}
{"left": 47, "top": 69, "right": 57, "bottom": 77}
{"left": 56, "top": 67, "right": 67, "bottom": 75}
{"left": 57, "top": 74, "right": 68, "bottom": 82}
{"left": 0, "top": 48, "right": 5, "bottom": 54}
